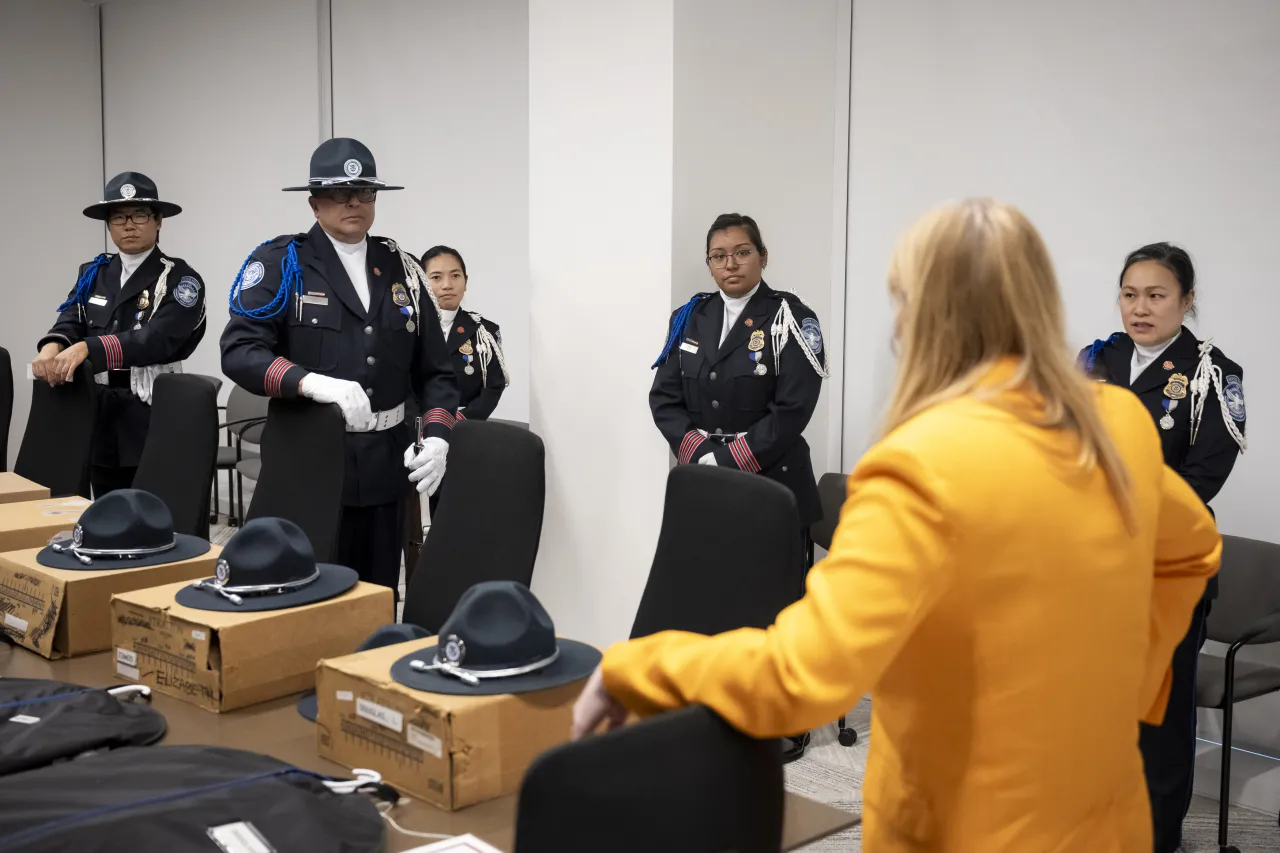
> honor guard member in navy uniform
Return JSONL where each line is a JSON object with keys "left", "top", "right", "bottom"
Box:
{"left": 421, "top": 245, "right": 508, "bottom": 422}
{"left": 649, "top": 213, "right": 827, "bottom": 763}
{"left": 32, "top": 172, "right": 206, "bottom": 497}
{"left": 1080, "top": 242, "right": 1245, "bottom": 853}
{"left": 220, "top": 138, "right": 458, "bottom": 597}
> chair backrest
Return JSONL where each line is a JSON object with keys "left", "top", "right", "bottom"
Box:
{"left": 133, "top": 375, "right": 219, "bottom": 539}
{"left": 245, "top": 399, "right": 345, "bottom": 561}
{"left": 402, "top": 419, "right": 545, "bottom": 632}
{"left": 514, "top": 704, "right": 784, "bottom": 853}
{"left": 189, "top": 374, "right": 223, "bottom": 395}
{"left": 0, "top": 347, "right": 12, "bottom": 471}
{"left": 1206, "top": 535, "right": 1280, "bottom": 646}
{"left": 809, "top": 471, "right": 848, "bottom": 552}
{"left": 630, "top": 465, "right": 802, "bottom": 639}
{"left": 14, "top": 364, "right": 96, "bottom": 498}
{"left": 488, "top": 417, "right": 530, "bottom": 430}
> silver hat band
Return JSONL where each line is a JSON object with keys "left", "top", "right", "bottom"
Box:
{"left": 50, "top": 538, "right": 175, "bottom": 565}
{"left": 307, "top": 176, "right": 387, "bottom": 187}
{"left": 97, "top": 197, "right": 162, "bottom": 205}
{"left": 409, "top": 646, "right": 561, "bottom": 687}
{"left": 192, "top": 566, "right": 321, "bottom": 606}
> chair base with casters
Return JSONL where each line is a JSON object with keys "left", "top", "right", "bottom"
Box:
{"left": 837, "top": 717, "right": 858, "bottom": 746}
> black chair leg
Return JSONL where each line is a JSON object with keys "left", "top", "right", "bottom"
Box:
{"left": 235, "top": 471, "right": 244, "bottom": 526}
{"left": 1218, "top": 651, "right": 1238, "bottom": 853}
{"left": 837, "top": 715, "right": 857, "bottom": 746}
{"left": 211, "top": 470, "right": 220, "bottom": 525}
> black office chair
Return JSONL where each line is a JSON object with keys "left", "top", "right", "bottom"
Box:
{"left": 133, "top": 375, "right": 219, "bottom": 539}
{"left": 402, "top": 419, "right": 545, "bottom": 632}
{"left": 809, "top": 472, "right": 857, "bottom": 747}
{"left": 214, "top": 386, "right": 268, "bottom": 525}
{"left": 14, "top": 364, "right": 96, "bottom": 498}
{"left": 514, "top": 704, "right": 784, "bottom": 853}
{"left": 244, "top": 399, "right": 345, "bottom": 561}
{"left": 0, "top": 347, "right": 12, "bottom": 471}
{"left": 1194, "top": 535, "right": 1280, "bottom": 853}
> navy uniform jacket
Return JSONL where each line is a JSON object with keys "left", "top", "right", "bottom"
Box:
{"left": 220, "top": 223, "right": 459, "bottom": 507}
{"left": 1080, "top": 327, "right": 1246, "bottom": 597}
{"left": 446, "top": 312, "right": 506, "bottom": 421}
{"left": 650, "top": 282, "right": 825, "bottom": 526}
{"left": 38, "top": 249, "right": 207, "bottom": 468}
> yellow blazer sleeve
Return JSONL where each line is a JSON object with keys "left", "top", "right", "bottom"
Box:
{"left": 1139, "top": 465, "right": 1221, "bottom": 725}
{"left": 601, "top": 442, "right": 955, "bottom": 738}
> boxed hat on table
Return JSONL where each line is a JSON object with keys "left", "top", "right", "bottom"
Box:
{"left": 315, "top": 581, "right": 600, "bottom": 812}
{"left": 0, "top": 491, "right": 219, "bottom": 658}
{"left": 110, "top": 518, "right": 392, "bottom": 712}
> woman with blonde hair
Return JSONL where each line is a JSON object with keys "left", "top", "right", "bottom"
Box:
{"left": 573, "top": 199, "right": 1221, "bottom": 852}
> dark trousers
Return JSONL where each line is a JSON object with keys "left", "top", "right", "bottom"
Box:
{"left": 337, "top": 500, "right": 404, "bottom": 605}
{"left": 90, "top": 465, "right": 137, "bottom": 498}
{"left": 1140, "top": 593, "right": 1212, "bottom": 853}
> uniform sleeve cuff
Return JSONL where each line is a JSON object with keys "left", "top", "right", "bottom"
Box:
{"left": 84, "top": 335, "right": 119, "bottom": 371}
{"left": 677, "top": 430, "right": 707, "bottom": 464}
{"left": 455, "top": 409, "right": 467, "bottom": 421}
{"left": 265, "top": 358, "right": 305, "bottom": 398}
{"left": 37, "top": 333, "right": 72, "bottom": 353}
{"left": 726, "top": 436, "right": 761, "bottom": 473}
{"left": 423, "top": 408, "right": 455, "bottom": 439}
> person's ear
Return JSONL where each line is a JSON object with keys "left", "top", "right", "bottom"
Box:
{"left": 308, "top": 197, "right": 321, "bottom": 217}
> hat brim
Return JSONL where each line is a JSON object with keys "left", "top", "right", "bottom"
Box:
{"left": 35, "top": 534, "right": 209, "bottom": 572}
{"left": 172, "top": 563, "right": 359, "bottom": 612}
{"left": 297, "top": 690, "right": 319, "bottom": 722}
{"left": 281, "top": 181, "right": 404, "bottom": 192}
{"left": 388, "top": 639, "right": 602, "bottom": 697}
{"left": 83, "top": 200, "right": 183, "bottom": 219}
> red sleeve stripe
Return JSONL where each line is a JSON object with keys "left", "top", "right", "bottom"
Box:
{"left": 678, "top": 430, "right": 705, "bottom": 464}
{"left": 100, "top": 334, "right": 123, "bottom": 370}
{"left": 728, "top": 436, "right": 761, "bottom": 473}
{"left": 264, "top": 357, "right": 294, "bottom": 398}
{"left": 454, "top": 410, "right": 466, "bottom": 421}
{"left": 424, "top": 408, "right": 456, "bottom": 428}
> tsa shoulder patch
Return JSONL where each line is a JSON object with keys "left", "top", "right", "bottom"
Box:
{"left": 800, "top": 316, "right": 823, "bottom": 355}
{"left": 1224, "top": 374, "right": 1246, "bottom": 422}
{"left": 241, "top": 261, "right": 265, "bottom": 290}
{"left": 174, "top": 276, "right": 200, "bottom": 308}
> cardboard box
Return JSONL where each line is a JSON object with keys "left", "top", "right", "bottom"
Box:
{"left": 0, "top": 473, "right": 51, "bottom": 504}
{"left": 0, "top": 497, "right": 90, "bottom": 552}
{"left": 315, "top": 638, "right": 582, "bottom": 811}
{"left": 111, "top": 580, "right": 393, "bottom": 712}
{"left": 0, "top": 545, "right": 222, "bottom": 659}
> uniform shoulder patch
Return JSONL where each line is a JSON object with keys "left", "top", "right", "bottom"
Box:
{"left": 241, "top": 261, "right": 265, "bottom": 290}
{"left": 1224, "top": 374, "right": 1246, "bottom": 422}
{"left": 174, "top": 276, "right": 201, "bottom": 308}
{"left": 800, "top": 316, "right": 823, "bottom": 355}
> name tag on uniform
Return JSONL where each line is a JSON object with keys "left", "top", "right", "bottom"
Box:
{"left": 301, "top": 293, "right": 329, "bottom": 306}
{"left": 88, "top": 295, "right": 108, "bottom": 306}
{"left": 679, "top": 341, "right": 698, "bottom": 354}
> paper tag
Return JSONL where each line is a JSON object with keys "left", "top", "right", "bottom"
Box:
{"left": 335, "top": 690, "right": 353, "bottom": 702}
{"left": 407, "top": 724, "right": 443, "bottom": 759}
{"left": 8, "top": 715, "right": 40, "bottom": 725}
{"left": 355, "top": 698, "right": 403, "bottom": 733}
{"left": 401, "top": 834, "right": 505, "bottom": 853}
{"left": 3, "top": 613, "right": 28, "bottom": 633}
{"left": 117, "top": 662, "right": 140, "bottom": 681}
{"left": 192, "top": 630, "right": 207, "bottom": 641}
{"left": 679, "top": 341, "right": 698, "bottom": 354}
{"left": 116, "top": 647, "right": 137, "bottom": 667}
{"left": 207, "top": 821, "right": 277, "bottom": 853}
{"left": 88, "top": 295, "right": 109, "bottom": 306}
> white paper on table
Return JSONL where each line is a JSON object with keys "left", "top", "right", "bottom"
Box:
{"left": 401, "top": 834, "right": 504, "bottom": 853}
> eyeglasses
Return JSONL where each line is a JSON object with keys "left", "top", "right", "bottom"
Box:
{"left": 318, "top": 188, "right": 378, "bottom": 204}
{"left": 706, "top": 248, "right": 756, "bottom": 269}
{"left": 107, "top": 211, "right": 155, "bottom": 227}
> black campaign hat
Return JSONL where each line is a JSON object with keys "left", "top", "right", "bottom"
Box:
{"left": 174, "top": 518, "right": 358, "bottom": 612}
{"left": 83, "top": 172, "right": 182, "bottom": 219}
{"left": 37, "top": 489, "right": 209, "bottom": 571}
{"left": 281, "top": 137, "right": 403, "bottom": 192}
{"left": 296, "top": 623, "right": 433, "bottom": 721}
{"left": 389, "top": 581, "right": 601, "bottom": 696}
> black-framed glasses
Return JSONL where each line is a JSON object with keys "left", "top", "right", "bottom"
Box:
{"left": 706, "top": 248, "right": 756, "bottom": 269}
{"left": 107, "top": 211, "right": 155, "bottom": 227}
{"left": 318, "top": 188, "right": 378, "bottom": 204}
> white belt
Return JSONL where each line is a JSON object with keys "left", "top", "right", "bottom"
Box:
{"left": 347, "top": 401, "right": 405, "bottom": 433}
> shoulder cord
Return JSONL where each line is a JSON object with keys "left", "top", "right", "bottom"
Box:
{"left": 1189, "top": 338, "right": 1246, "bottom": 451}
{"left": 138, "top": 258, "right": 175, "bottom": 328}
{"left": 228, "top": 239, "right": 302, "bottom": 320}
{"left": 468, "top": 312, "right": 509, "bottom": 387}
{"left": 770, "top": 298, "right": 828, "bottom": 378}
{"left": 387, "top": 241, "right": 443, "bottom": 331}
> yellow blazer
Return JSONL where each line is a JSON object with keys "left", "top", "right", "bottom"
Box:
{"left": 603, "top": 362, "right": 1220, "bottom": 852}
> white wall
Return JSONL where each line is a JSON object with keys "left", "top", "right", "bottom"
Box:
{"left": 331, "top": 0, "right": 530, "bottom": 423}
{"left": 672, "top": 0, "right": 846, "bottom": 474}
{"left": 844, "top": 0, "right": 1280, "bottom": 812}
{"left": 0, "top": 0, "right": 104, "bottom": 467}
{"left": 101, "top": 0, "right": 324, "bottom": 402}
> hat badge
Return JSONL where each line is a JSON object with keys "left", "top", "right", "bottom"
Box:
{"left": 214, "top": 558, "right": 231, "bottom": 586}
{"left": 71, "top": 524, "right": 84, "bottom": 547}
{"left": 120, "top": 183, "right": 136, "bottom": 200}
{"left": 343, "top": 158, "right": 362, "bottom": 178}
{"left": 442, "top": 635, "right": 466, "bottom": 665}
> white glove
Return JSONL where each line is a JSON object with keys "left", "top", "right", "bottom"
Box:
{"left": 698, "top": 453, "right": 718, "bottom": 466}
{"left": 299, "top": 373, "right": 374, "bottom": 430}
{"left": 404, "top": 437, "right": 448, "bottom": 495}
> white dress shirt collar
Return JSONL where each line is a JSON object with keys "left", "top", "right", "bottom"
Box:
{"left": 1130, "top": 331, "right": 1180, "bottom": 385}
{"left": 719, "top": 282, "right": 761, "bottom": 347}
{"left": 118, "top": 245, "right": 155, "bottom": 286}
{"left": 323, "top": 230, "right": 370, "bottom": 311}
{"left": 439, "top": 307, "right": 459, "bottom": 340}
